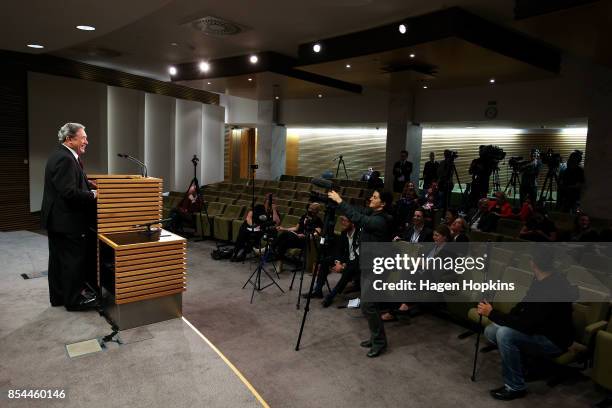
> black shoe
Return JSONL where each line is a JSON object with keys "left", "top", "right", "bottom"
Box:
{"left": 367, "top": 346, "right": 387, "bottom": 358}
{"left": 321, "top": 297, "right": 333, "bottom": 308}
{"left": 51, "top": 301, "right": 64, "bottom": 307}
{"left": 66, "top": 295, "right": 99, "bottom": 312}
{"left": 360, "top": 340, "right": 372, "bottom": 348}
{"left": 302, "top": 291, "right": 323, "bottom": 299}
{"left": 489, "top": 387, "right": 526, "bottom": 401}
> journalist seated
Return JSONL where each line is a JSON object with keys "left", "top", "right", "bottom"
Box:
{"left": 307, "top": 216, "right": 360, "bottom": 307}
{"left": 519, "top": 209, "right": 557, "bottom": 242}
{"left": 477, "top": 250, "right": 577, "bottom": 401}
{"left": 467, "top": 198, "right": 498, "bottom": 232}
{"left": 272, "top": 202, "right": 323, "bottom": 263}
{"left": 231, "top": 202, "right": 280, "bottom": 262}
{"left": 394, "top": 208, "right": 433, "bottom": 243}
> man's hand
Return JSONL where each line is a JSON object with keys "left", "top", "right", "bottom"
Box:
{"left": 477, "top": 301, "right": 493, "bottom": 317}
{"left": 327, "top": 190, "right": 343, "bottom": 204}
{"left": 393, "top": 236, "right": 401, "bottom": 241}
{"left": 296, "top": 233, "right": 305, "bottom": 239}
{"left": 331, "top": 261, "right": 345, "bottom": 273}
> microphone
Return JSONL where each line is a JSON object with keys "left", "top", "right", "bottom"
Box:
{"left": 311, "top": 178, "right": 334, "bottom": 190}
{"left": 117, "top": 153, "right": 148, "bottom": 177}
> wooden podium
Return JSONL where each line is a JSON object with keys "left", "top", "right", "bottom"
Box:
{"left": 89, "top": 175, "right": 186, "bottom": 330}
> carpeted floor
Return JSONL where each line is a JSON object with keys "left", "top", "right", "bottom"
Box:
{"left": 0, "top": 231, "right": 260, "bottom": 408}
{"left": 1, "top": 231, "right": 607, "bottom": 407}
{"left": 182, "top": 240, "right": 607, "bottom": 408}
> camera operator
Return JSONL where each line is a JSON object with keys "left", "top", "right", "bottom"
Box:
{"left": 422, "top": 152, "right": 439, "bottom": 191}
{"left": 519, "top": 149, "right": 542, "bottom": 205}
{"left": 468, "top": 145, "right": 494, "bottom": 207}
{"left": 327, "top": 189, "right": 394, "bottom": 358}
{"left": 272, "top": 203, "right": 323, "bottom": 268}
{"left": 437, "top": 149, "right": 457, "bottom": 211}
{"left": 558, "top": 150, "right": 584, "bottom": 212}
{"left": 231, "top": 195, "right": 280, "bottom": 262}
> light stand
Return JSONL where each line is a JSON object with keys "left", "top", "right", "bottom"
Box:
{"left": 504, "top": 165, "right": 521, "bottom": 203}
{"left": 442, "top": 158, "right": 463, "bottom": 216}
{"left": 334, "top": 155, "right": 349, "bottom": 180}
{"left": 539, "top": 163, "right": 559, "bottom": 208}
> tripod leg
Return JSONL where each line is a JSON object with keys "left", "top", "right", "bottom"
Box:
{"left": 342, "top": 159, "right": 349, "bottom": 180}
{"left": 471, "top": 315, "right": 483, "bottom": 381}
{"left": 261, "top": 267, "right": 285, "bottom": 293}
{"left": 295, "top": 261, "right": 320, "bottom": 351}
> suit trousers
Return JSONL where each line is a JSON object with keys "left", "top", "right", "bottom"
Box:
{"left": 362, "top": 301, "right": 387, "bottom": 349}
{"left": 47, "top": 230, "right": 94, "bottom": 307}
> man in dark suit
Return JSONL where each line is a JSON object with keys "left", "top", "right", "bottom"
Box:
{"left": 422, "top": 151, "right": 439, "bottom": 190}
{"left": 41, "top": 123, "right": 98, "bottom": 311}
{"left": 392, "top": 150, "right": 413, "bottom": 193}
{"left": 394, "top": 208, "right": 433, "bottom": 243}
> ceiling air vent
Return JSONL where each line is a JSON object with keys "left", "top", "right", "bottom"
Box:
{"left": 187, "top": 16, "right": 245, "bottom": 36}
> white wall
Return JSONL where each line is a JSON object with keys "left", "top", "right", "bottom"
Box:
{"left": 107, "top": 86, "right": 145, "bottom": 174}
{"left": 145, "top": 93, "right": 175, "bottom": 190}
{"left": 201, "top": 104, "right": 225, "bottom": 185}
{"left": 174, "top": 99, "right": 203, "bottom": 190}
{"left": 28, "top": 72, "right": 107, "bottom": 212}
{"left": 219, "top": 94, "right": 258, "bottom": 125}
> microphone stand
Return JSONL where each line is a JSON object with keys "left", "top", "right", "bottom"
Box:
{"left": 117, "top": 153, "right": 148, "bottom": 177}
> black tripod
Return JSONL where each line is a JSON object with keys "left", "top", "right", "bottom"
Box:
{"left": 242, "top": 237, "right": 284, "bottom": 303}
{"left": 538, "top": 164, "right": 559, "bottom": 207}
{"left": 504, "top": 165, "right": 521, "bottom": 202}
{"left": 442, "top": 159, "right": 463, "bottom": 216}
{"left": 295, "top": 203, "right": 336, "bottom": 350}
{"left": 334, "top": 155, "right": 349, "bottom": 180}
{"left": 289, "top": 229, "right": 331, "bottom": 310}
{"left": 490, "top": 167, "right": 501, "bottom": 194}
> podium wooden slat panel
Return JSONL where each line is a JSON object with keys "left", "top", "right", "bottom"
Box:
{"left": 117, "top": 254, "right": 185, "bottom": 267}
{"left": 116, "top": 277, "right": 185, "bottom": 294}
{"left": 117, "top": 270, "right": 186, "bottom": 284}
{"left": 98, "top": 211, "right": 161, "bottom": 219}
{"left": 115, "top": 241, "right": 184, "bottom": 254}
{"left": 116, "top": 283, "right": 185, "bottom": 299}
{"left": 116, "top": 248, "right": 184, "bottom": 261}
{"left": 115, "top": 266, "right": 186, "bottom": 279}
{"left": 115, "top": 288, "right": 184, "bottom": 305}
{"left": 116, "top": 260, "right": 186, "bottom": 273}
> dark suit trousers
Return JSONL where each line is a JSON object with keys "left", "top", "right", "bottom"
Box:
{"left": 326, "top": 260, "right": 360, "bottom": 300}
{"left": 363, "top": 301, "right": 387, "bottom": 348}
{"left": 47, "top": 230, "right": 92, "bottom": 306}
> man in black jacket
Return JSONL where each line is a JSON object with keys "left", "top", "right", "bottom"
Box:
{"left": 394, "top": 208, "right": 433, "bottom": 243}
{"left": 477, "top": 249, "right": 577, "bottom": 400}
{"left": 392, "top": 150, "right": 413, "bottom": 193}
{"left": 41, "top": 123, "right": 98, "bottom": 311}
{"left": 422, "top": 152, "right": 439, "bottom": 191}
{"left": 328, "top": 189, "right": 393, "bottom": 357}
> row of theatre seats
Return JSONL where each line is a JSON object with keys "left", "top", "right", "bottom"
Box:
{"left": 162, "top": 176, "right": 612, "bottom": 396}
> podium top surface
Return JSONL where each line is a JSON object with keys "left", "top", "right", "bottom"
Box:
{"left": 98, "top": 228, "right": 185, "bottom": 249}
{"left": 88, "top": 174, "right": 162, "bottom": 182}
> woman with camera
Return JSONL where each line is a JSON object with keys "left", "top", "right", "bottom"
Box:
{"left": 230, "top": 194, "right": 280, "bottom": 262}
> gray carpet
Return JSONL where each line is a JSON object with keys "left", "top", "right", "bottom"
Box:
{"left": 0, "top": 231, "right": 260, "bottom": 408}
{"left": 183, "top": 240, "right": 607, "bottom": 408}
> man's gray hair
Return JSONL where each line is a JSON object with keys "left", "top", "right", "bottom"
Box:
{"left": 58, "top": 123, "right": 85, "bottom": 143}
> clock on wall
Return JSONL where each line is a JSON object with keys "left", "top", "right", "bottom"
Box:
{"left": 485, "top": 105, "right": 498, "bottom": 119}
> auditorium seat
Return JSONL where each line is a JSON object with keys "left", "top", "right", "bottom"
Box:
{"left": 231, "top": 184, "right": 247, "bottom": 193}
{"left": 291, "top": 200, "right": 310, "bottom": 210}
{"left": 195, "top": 202, "right": 226, "bottom": 237}
{"left": 468, "top": 230, "right": 502, "bottom": 242}
{"left": 279, "top": 175, "right": 294, "bottom": 181}
{"left": 290, "top": 207, "right": 306, "bottom": 217}
{"left": 295, "top": 182, "right": 311, "bottom": 192}
{"left": 293, "top": 175, "right": 312, "bottom": 183}
{"left": 277, "top": 189, "right": 296, "bottom": 200}
{"left": 217, "top": 197, "right": 236, "bottom": 205}
{"left": 342, "top": 187, "right": 362, "bottom": 198}
{"left": 275, "top": 198, "right": 292, "bottom": 207}
{"left": 496, "top": 218, "right": 523, "bottom": 237}
{"left": 214, "top": 205, "right": 245, "bottom": 241}
{"left": 264, "top": 180, "right": 280, "bottom": 188}
{"left": 279, "top": 181, "right": 296, "bottom": 190}
{"left": 295, "top": 191, "right": 311, "bottom": 201}
{"left": 591, "top": 317, "right": 612, "bottom": 404}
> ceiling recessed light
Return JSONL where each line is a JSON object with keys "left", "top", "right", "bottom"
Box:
{"left": 313, "top": 43, "right": 321, "bottom": 53}
{"left": 76, "top": 25, "right": 96, "bottom": 31}
{"left": 248, "top": 78, "right": 253, "bottom": 82}
{"left": 345, "top": 63, "right": 351, "bottom": 69}
{"left": 489, "top": 78, "right": 496, "bottom": 84}
{"left": 207, "top": 81, "right": 211, "bottom": 85}
{"left": 170, "top": 42, "right": 178, "bottom": 46}
{"left": 27, "top": 44, "right": 44, "bottom": 49}
{"left": 409, "top": 53, "right": 415, "bottom": 58}
{"left": 168, "top": 66, "right": 177, "bottom": 76}
{"left": 399, "top": 24, "right": 407, "bottom": 34}
{"left": 317, "top": 94, "right": 323, "bottom": 98}
{"left": 198, "top": 61, "right": 210, "bottom": 72}
{"left": 249, "top": 55, "right": 258, "bottom": 64}
{"left": 274, "top": 96, "right": 280, "bottom": 100}
{"left": 423, "top": 85, "right": 428, "bottom": 89}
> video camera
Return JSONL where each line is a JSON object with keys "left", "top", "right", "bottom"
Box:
{"left": 541, "top": 148, "right": 562, "bottom": 168}
{"left": 481, "top": 145, "right": 506, "bottom": 163}
{"left": 508, "top": 156, "right": 524, "bottom": 167}
{"left": 309, "top": 178, "right": 339, "bottom": 209}
{"left": 444, "top": 149, "right": 459, "bottom": 161}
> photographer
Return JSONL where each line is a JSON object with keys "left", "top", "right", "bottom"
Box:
{"left": 231, "top": 195, "right": 280, "bottom": 262}
{"left": 468, "top": 145, "right": 494, "bottom": 207}
{"left": 272, "top": 203, "right": 323, "bottom": 266}
{"left": 558, "top": 150, "right": 584, "bottom": 212}
{"left": 327, "top": 189, "right": 393, "bottom": 358}
{"left": 519, "top": 149, "right": 542, "bottom": 205}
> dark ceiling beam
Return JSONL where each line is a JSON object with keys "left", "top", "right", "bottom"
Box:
{"left": 296, "top": 7, "right": 561, "bottom": 74}
{"left": 172, "top": 50, "right": 362, "bottom": 94}
{"left": 514, "top": 0, "right": 601, "bottom": 20}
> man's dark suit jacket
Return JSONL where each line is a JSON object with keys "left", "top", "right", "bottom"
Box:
{"left": 400, "top": 225, "right": 433, "bottom": 243}
{"left": 392, "top": 160, "right": 413, "bottom": 192}
{"left": 41, "top": 145, "right": 95, "bottom": 234}
{"left": 333, "top": 229, "right": 359, "bottom": 264}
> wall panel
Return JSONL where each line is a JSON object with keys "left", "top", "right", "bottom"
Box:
{"left": 175, "top": 99, "right": 203, "bottom": 190}
{"left": 201, "top": 104, "right": 225, "bottom": 185}
{"left": 145, "top": 93, "right": 175, "bottom": 191}
{"left": 107, "top": 87, "right": 145, "bottom": 174}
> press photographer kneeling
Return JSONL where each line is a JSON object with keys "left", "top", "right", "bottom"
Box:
{"left": 230, "top": 194, "right": 280, "bottom": 262}
{"left": 272, "top": 202, "right": 323, "bottom": 269}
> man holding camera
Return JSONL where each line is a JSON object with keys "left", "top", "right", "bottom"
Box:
{"left": 272, "top": 203, "right": 323, "bottom": 269}
{"left": 327, "top": 189, "right": 393, "bottom": 357}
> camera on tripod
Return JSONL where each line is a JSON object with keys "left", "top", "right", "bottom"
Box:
{"left": 481, "top": 145, "right": 506, "bottom": 163}
{"left": 541, "top": 148, "right": 562, "bottom": 168}
{"left": 255, "top": 214, "right": 278, "bottom": 240}
{"left": 444, "top": 149, "right": 459, "bottom": 161}
{"left": 508, "top": 156, "right": 524, "bottom": 170}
